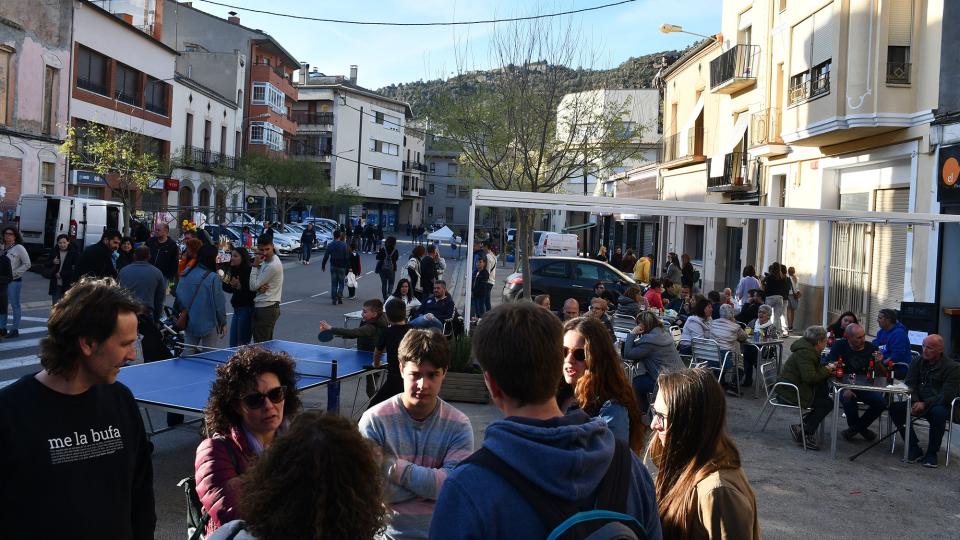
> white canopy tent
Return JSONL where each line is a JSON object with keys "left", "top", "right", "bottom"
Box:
{"left": 462, "top": 189, "right": 960, "bottom": 331}
{"left": 427, "top": 225, "right": 458, "bottom": 242}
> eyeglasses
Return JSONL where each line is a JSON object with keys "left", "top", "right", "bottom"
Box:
{"left": 649, "top": 404, "right": 668, "bottom": 427}
{"left": 562, "top": 346, "right": 586, "bottom": 362}
{"left": 241, "top": 386, "right": 287, "bottom": 409}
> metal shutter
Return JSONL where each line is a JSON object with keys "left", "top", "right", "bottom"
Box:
{"left": 888, "top": 0, "right": 914, "bottom": 47}
{"left": 791, "top": 15, "right": 815, "bottom": 73}
{"left": 641, "top": 223, "right": 655, "bottom": 255}
{"left": 811, "top": 4, "right": 835, "bottom": 66}
{"left": 829, "top": 193, "right": 871, "bottom": 325}
{"left": 865, "top": 188, "right": 909, "bottom": 334}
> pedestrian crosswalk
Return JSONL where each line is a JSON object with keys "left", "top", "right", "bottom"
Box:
{"left": 0, "top": 318, "right": 48, "bottom": 389}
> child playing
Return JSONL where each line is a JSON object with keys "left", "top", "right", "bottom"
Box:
{"left": 317, "top": 298, "right": 386, "bottom": 352}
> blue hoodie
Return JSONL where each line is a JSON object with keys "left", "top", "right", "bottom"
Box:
{"left": 873, "top": 321, "right": 911, "bottom": 365}
{"left": 429, "top": 410, "right": 662, "bottom": 540}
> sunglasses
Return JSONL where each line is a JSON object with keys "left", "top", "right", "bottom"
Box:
{"left": 562, "top": 346, "right": 586, "bottom": 362}
{"left": 241, "top": 386, "right": 287, "bottom": 409}
{"left": 649, "top": 404, "right": 668, "bottom": 427}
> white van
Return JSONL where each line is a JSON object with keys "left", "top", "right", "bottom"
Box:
{"left": 16, "top": 195, "right": 125, "bottom": 255}
{"left": 536, "top": 232, "right": 578, "bottom": 256}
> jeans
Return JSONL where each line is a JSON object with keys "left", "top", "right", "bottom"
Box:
{"left": 632, "top": 374, "right": 656, "bottom": 413}
{"left": 802, "top": 382, "right": 834, "bottom": 435}
{"left": 409, "top": 314, "right": 444, "bottom": 330}
{"left": 330, "top": 266, "right": 346, "bottom": 300}
{"left": 51, "top": 286, "right": 65, "bottom": 306}
{"left": 2, "top": 280, "right": 22, "bottom": 331}
{"left": 483, "top": 282, "right": 493, "bottom": 313}
{"left": 253, "top": 303, "right": 280, "bottom": 342}
{"left": 185, "top": 331, "right": 220, "bottom": 354}
{"left": 766, "top": 295, "right": 785, "bottom": 333}
{"left": 302, "top": 243, "right": 312, "bottom": 262}
{"left": 890, "top": 402, "right": 949, "bottom": 458}
{"left": 229, "top": 306, "right": 254, "bottom": 347}
{"left": 380, "top": 270, "right": 395, "bottom": 301}
{"left": 840, "top": 388, "right": 886, "bottom": 432}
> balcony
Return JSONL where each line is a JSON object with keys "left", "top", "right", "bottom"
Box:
{"left": 710, "top": 44, "right": 759, "bottom": 94}
{"left": 292, "top": 112, "right": 334, "bottom": 126}
{"left": 748, "top": 108, "right": 788, "bottom": 158}
{"left": 177, "top": 146, "right": 236, "bottom": 172}
{"left": 251, "top": 62, "right": 297, "bottom": 99}
{"left": 115, "top": 91, "right": 139, "bottom": 107}
{"left": 886, "top": 62, "right": 911, "bottom": 85}
{"left": 403, "top": 160, "right": 427, "bottom": 173}
{"left": 661, "top": 128, "right": 707, "bottom": 170}
{"left": 707, "top": 152, "right": 753, "bottom": 192}
{"left": 289, "top": 139, "right": 332, "bottom": 160}
{"left": 145, "top": 100, "right": 167, "bottom": 116}
{"left": 77, "top": 77, "right": 108, "bottom": 96}
{"left": 788, "top": 71, "right": 830, "bottom": 106}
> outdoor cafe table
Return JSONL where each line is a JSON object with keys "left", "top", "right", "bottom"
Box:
{"left": 829, "top": 375, "right": 912, "bottom": 461}
{"left": 743, "top": 337, "right": 785, "bottom": 398}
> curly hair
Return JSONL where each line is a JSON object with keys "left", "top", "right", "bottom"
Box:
{"left": 203, "top": 347, "right": 303, "bottom": 437}
{"left": 240, "top": 411, "right": 385, "bottom": 540}
{"left": 563, "top": 317, "right": 646, "bottom": 453}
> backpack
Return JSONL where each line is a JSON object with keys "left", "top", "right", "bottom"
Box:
{"left": 178, "top": 437, "right": 239, "bottom": 540}
{"left": 464, "top": 441, "right": 646, "bottom": 540}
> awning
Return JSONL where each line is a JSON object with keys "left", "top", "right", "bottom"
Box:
{"left": 709, "top": 113, "right": 750, "bottom": 178}
{"left": 677, "top": 95, "right": 705, "bottom": 157}
{"left": 562, "top": 222, "right": 598, "bottom": 233}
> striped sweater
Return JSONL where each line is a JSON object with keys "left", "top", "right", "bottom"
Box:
{"left": 359, "top": 395, "right": 474, "bottom": 540}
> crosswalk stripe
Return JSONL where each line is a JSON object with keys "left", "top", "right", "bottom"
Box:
{"left": 0, "top": 378, "right": 18, "bottom": 389}
{"left": 0, "top": 337, "right": 43, "bottom": 353}
{"left": 0, "top": 354, "right": 40, "bottom": 371}
{"left": 20, "top": 316, "right": 49, "bottom": 323}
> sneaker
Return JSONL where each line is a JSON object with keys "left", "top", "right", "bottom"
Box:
{"left": 904, "top": 448, "right": 924, "bottom": 463}
{"left": 6, "top": 330, "right": 19, "bottom": 339}
{"left": 790, "top": 424, "right": 803, "bottom": 444}
{"left": 922, "top": 455, "right": 938, "bottom": 468}
{"left": 799, "top": 434, "right": 820, "bottom": 451}
{"left": 841, "top": 428, "right": 858, "bottom": 441}
{"left": 859, "top": 429, "right": 877, "bottom": 441}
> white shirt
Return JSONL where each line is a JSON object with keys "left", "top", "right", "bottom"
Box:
{"left": 484, "top": 251, "right": 497, "bottom": 285}
{"left": 250, "top": 255, "right": 283, "bottom": 307}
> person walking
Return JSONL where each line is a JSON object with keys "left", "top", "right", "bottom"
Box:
{"left": 176, "top": 244, "right": 226, "bottom": 353}
{"left": 147, "top": 223, "right": 179, "bottom": 284}
{"left": 251, "top": 237, "right": 284, "bottom": 342}
{"left": 1, "top": 227, "right": 30, "bottom": 339}
{"left": 321, "top": 230, "right": 349, "bottom": 305}
{"left": 299, "top": 223, "right": 317, "bottom": 265}
{"left": 118, "top": 246, "right": 168, "bottom": 362}
{"left": 47, "top": 234, "right": 78, "bottom": 305}
{"left": 734, "top": 265, "right": 761, "bottom": 306}
{"left": 594, "top": 245, "right": 608, "bottom": 262}
{"left": 680, "top": 253, "right": 696, "bottom": 290}
{"left": 376, "top": 236, "right": 400, "bottom": 301}
{"left": 621, "top": 248, "right": 638, "bottom": 275}
{"left": 786, "top": 266, "right": 801, "bottom": 332}
{"left": 611, "top": 246, "right": 623, "bottom": 270}
{"left": 664, "top": 253, "right": 682, "bottom": 294}
{"left": 763, "top": 262, "right": 791, "bottom": 334}
{"left": 222, "top": 247, "right": 255, "bottom": 347}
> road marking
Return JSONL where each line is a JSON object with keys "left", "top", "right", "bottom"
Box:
{"left": 0, "top": 378, "right": 17, "bottom": 390}
{"left": 310, "top": 291, "right": 330, "bottom": 298}
{"left": 21, "top": 316, "right": 49, "bottom": 323}
{"left": 364, "top": 271, "right": 374, "bottom": 275}
{"left": 280, "top": 299, "right": 302, "bottom": 306}
{"left": 0, "top": 337, "right": 43, "bottom": 352}
{"left": 0, "top": 354, "right": 40, "bottom": 370}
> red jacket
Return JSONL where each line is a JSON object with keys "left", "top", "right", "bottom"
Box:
{"left": 194, "top": 427, "right": 253, "bottom": 535}
{"left": 643, "top": 288, "right": 664, "bottom": 311}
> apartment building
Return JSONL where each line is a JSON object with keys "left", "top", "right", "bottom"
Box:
{"left": 400, "top": 124, "right": 426, "bottom": 228}
{"left": 69, "top": 0, "right": 175, "bottom": 206}
{"left": 294, "top": 66, "right": 412, "bottom": 229}
{"left": 0, "top": 1, "right": 73, "bottom": 221}
{"left": 662, "top": 0, "right": 942, "bottom": 333}
{"left": 424, "top": 149, "right": 470, "bottom": 230}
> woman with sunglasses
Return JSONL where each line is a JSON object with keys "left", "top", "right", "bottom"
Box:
{"left": 195, "top": 347, "right": 303, "bottom": 536}
{"left": 557, "top": 317, "right": 646, "bottom": 453}
{"left": 648, "top": 368, "right": 759, "bottom": 540}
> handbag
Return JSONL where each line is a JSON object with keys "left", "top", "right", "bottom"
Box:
{"left": 176, "top": 270, "right": 212, "bottom": 331}
{"left": 179, "top": 437, "right": 238, "bottom": 540}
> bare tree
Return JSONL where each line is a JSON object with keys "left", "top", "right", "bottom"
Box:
{"left": 430, "top": 14, "right": 646, "bottom": 299}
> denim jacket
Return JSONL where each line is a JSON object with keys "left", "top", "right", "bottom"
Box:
{"left": 176, "top": 266, "right": 226, "bottom": 338}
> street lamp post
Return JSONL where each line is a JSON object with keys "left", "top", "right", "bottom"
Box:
{"left": 659, "top": 23, "right": 722, "bottom": 43}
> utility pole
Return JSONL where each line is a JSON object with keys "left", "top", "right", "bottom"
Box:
{"left": 356, "top": 105, "right": 364, "bottom": 188}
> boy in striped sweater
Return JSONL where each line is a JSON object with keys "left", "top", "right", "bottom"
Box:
{"left": 359, "top": 328, "right": 474, "bottom": 540}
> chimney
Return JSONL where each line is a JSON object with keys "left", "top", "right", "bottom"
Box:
{"left": 299, "top": 62, "right": 309, "bottom": 85}
{"left": 349, "top": 65, "right": 358, "bottom": 84}
{"left": 227, "top": 10, "right": 240, "bottom": 25}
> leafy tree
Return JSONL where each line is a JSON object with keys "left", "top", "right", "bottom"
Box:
{"left": 60, "top": 122, "right": 161, "bottom": 235}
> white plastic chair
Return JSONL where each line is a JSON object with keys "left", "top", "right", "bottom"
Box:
{"left": 753, "top": 361, "right": 823, "bottom": 451}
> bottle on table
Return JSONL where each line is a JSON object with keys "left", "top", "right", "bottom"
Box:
{"left": 867, "top": 360, "right": 875, "bottom": 383}
{"left": 885, "top": 360, "right": 895, "bottom": 384}
{"left": 835, "top": 357, "right": 845, "bottom": 380}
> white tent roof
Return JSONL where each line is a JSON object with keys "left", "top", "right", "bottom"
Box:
{"left": 427, "top": 225, "right": 457, "bottom": 241}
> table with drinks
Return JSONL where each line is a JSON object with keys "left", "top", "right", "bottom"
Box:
{"left": 828, "top": 360, "right": 911, "bottom": 461}
{"left": 743, "top": 327, "right": 785, "bottom": 398}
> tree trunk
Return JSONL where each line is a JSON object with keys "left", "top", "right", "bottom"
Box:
{"left": 517, "top": 208, "right": 535, "bottom": 300}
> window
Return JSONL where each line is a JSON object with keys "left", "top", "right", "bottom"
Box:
{"left": 683, "top": 225, "right": 705, "bottom": 260}
{"left": 251, "top": 82, "right": 286, "bottom": 114}
{"left": 446, "top": 185, "right": 456, "bottom": 197}
{"left": 458, "top": 186, "right": 470, "bottom": 198}
{"left": 145, "top": 77, "right": 167, "bottom": 115}
{"left": 0, "top": 48, "right": 9, "bottom": 124}
{"left": 429, "top": 162, "right": 436, "bottom": 173}
{"left": 372, "top": 110, "right": 401, "bottom": 131}
{"left": 535, "top": 261, "right": 569, "bottom": 278}
{"left": 42, "top": 66, "right": 58, "bottom": 134}
{"left": 249, "top": 121, "right": 283, "bottom": 151}
{"left": 40, "top": 162, "right": 56, "bottom": 195}
{"left": 381, "top": 169, "right": 398, "bottom": 186}
{"left": 76, "top": 186, "right": 103, "bottom": 200}
{"left": 369, "top": 138, "right": 399, "bottom": 156}
{"left": 369, "top": 167, "right": 382, "bottom": 181}
{"left": 114, "top": 63, "right": 140, "bottom": 106}
{"left": 428, "top": 206, "right": 434, "bottom": 217}
{"left": 203, "top": 120, "right": 212, "bottom": 152}
{"left": 76, "top": 46, "right": 107, "bottom": 95}
{"left": 428, "top": 183, "right": 435, "bottom": 194}
{"left": 220, "top": 126, "right": 227, "bottom": 156}
{"left": 574, "top": 263, "right": 600, "bottom": 282}
{"left": 185, "top": 113, "right": 194, "bottom": 148}
{"left": 887, "top": 0, "right": 913, "bottom": 84}
{"left": 448, "top": 162, "right": 459, "bottom": 175}
{"left": 779, "top": 0, "right": 787, "bottom": 12}
{"left": 788, "top": 7, "right": 833, "bottom": 106}
{"left": 235, "top": 130, "right": 241, "bottom": 158}
{"left": 445, "top": 207, "right": 454, "bottom": 223}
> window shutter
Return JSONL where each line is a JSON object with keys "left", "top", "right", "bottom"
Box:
{"left": 791, "top": 15, "right": 815, "bottom": 74}
{"left": 888, "top": 0, "right": 913, "bottom": 47}
{"left": 738, "top": 8, "right": 752, "bottom": 31}
{"left": 811, "top": 4, "right": 835, "bottom": 66}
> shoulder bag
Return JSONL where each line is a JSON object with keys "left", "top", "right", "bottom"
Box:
{"left": 176, "top": 270, "right": 212, "bottom": 331}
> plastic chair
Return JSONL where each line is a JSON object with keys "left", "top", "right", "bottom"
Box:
{"left": 690, "top": 338, "right": 739, "bottom": 395}
{"left": 753, "top": 361, "right": 823, "bottom": 451}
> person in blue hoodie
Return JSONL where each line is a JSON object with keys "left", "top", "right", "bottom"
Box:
{"left": 873, "top": 308, "right": 912, "bottom": 378}
{"left": 429, "top": 302, "right": 662, "bottom": 540}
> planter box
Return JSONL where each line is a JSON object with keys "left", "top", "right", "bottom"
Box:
{"left": 440, "top": 372, "right": 490, "bottom": 404}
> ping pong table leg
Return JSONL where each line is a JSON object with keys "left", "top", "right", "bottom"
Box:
{"left": 327, "top": 360, "right": 340, "bottom": 414}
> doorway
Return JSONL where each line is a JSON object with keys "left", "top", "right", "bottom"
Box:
{"left": 724, "top": 226, "right": 743, "bottom": 290}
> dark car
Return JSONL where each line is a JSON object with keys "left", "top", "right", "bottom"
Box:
{"left": 501, "top": 256, "right": 636, "bottom": 309}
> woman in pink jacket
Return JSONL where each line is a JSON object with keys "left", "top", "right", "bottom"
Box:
{"left": 194, "top": 347, "right": 302, "bottom": 536}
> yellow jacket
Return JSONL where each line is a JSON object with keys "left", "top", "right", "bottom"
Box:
{"left": 633, "top": 257, "right": 651, "bottom": 283}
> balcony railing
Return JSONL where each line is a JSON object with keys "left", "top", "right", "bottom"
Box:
{"left": 77, "top": 77, "right": 108, "bottom": 96}
{"left": 145, "top": 101, "right": 167, "bottom": 116}
{"left": 403, "top": 160, "right": 427, "bottom": 172}
{"left": 886, "top": 62, "right": 911, "bottom": 84}
{"left": 707, "top": 152, "right": 753, "bottom": 192}
{"left": 749, "top": 108, "right": 783, "bottom": 147}
{"left": 116, "top": 91, "right": 139, "bottom": 106}
{"left": 788, "top": 71, "right": 831, "bottom": 106}
{"left": 292, "top": 112, "right": 334, "bottom": 125}
{"left": 662, "top": 128, "right": 705, "bottom": 163}
{"left": 288, "top": 140, "right": 332, "bottom": 158}
{"left": 177, "top": 146, "right": 236, "bottom": 171}
{"left": 710, "top": 44, "right": 759, "bottom": 93}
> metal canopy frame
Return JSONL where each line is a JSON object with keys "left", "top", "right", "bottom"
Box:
{"left": 462, "top": 189, "right": 960, "bottom": 332}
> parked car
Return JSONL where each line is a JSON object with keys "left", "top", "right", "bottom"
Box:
{"left": 226, "top": 224, "right": 300, "bottom": 256}
{"left": 501, "top": 256, "right": 636, "bottom": 309}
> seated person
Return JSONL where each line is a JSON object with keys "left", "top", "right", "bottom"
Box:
{"left": 558, "top": 298, "right": 581, "bottom": 321}
{"left": 707, "top": 290, "right": 724, "bottom": 320}
{"left": 359, "top": 329, "right": 475, "bottom": 539}
{"left": 623, "top": 311, "right": 685, "bottom": 412}
{"left": 666, "top": 284, "right": 693, "bottom": 321}
{"left": 369, "top": 299, "right": 411, "bottom": 408}
{"left": 776, "top": 326, "right": 834, "bottom": 451}
{"left": 874, "top": 308, "right": 912, "bottom": 378}
{"left": 207, "top": 411, "right": 386, "bottom": 540}
{"left": 195, "top": 348, "right": 302, "bottom": 536}
{"left": 678, "top": 297, "right": 712, "bottom": 355}
{"left": 409, "top": 280, "right": 455, "bottom": 331}
{"left": 753, "top": 304, "right": 776, "bottom": 339}
{"left": 735, "top": 289, "right": 765, "bottom": 325}
{"left": 825, "top": 323, "right": 885, "bottom": 441}
{"left": 721, "top": 287, "right": 736, "bottom": 307}
{"left": 827, "top": 311, "right": 858, "bottom": 342}
{"left": 889, "top": 334, "right": 960, "bottom": 468}
{"left": 533, "top": 294, "right": 551, "bottom": 311}
{"left": 616, "top": 285, "right": 645, "bottom": 318}
{"left": 711, "top": 304, "right": 747, "bottom": 391}
{"left": 643, "top": 279, "right": 666, "bottom": 312}
{"left": 317, "top": 298, "right": 386, "bottom": 352}
{"left": 389, "top": 279, "right": 422, "bottom": 318}
{"left": 587, "top": 297, "right": 616, "bottom": 340}
{"left": 661, "top": 278, "right": 677, "bottom": 302}
{"left": 591, "top": 281, "right": 620, "bottom": 309}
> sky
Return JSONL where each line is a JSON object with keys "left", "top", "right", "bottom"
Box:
{"left": 184, "top": 0, "right": 723, "bottom": 90}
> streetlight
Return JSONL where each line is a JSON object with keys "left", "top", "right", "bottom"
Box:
{"left": 659, "top": 23, "right": 721, "bottom": 42}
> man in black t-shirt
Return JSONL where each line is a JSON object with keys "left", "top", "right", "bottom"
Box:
{"left": 826, "top": 323, "right": 885, "bottom": 441}
{"left": 0, "top": 278, "right": 155, "bottom": 539}
{"left": 368, "top": 299, "right": 412, "bottom": 408}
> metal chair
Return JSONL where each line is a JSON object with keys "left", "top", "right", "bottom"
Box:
{"left": 612, "top": 313, "right": 638, "bottom": 335}
{"left": 690, "top": 338, "right": 740, "bottom": 395}
{"left": 752, "top": 361, "right": 822, "bottom": 451}
{"left": 890, "top": 395, "right": 959, "bottom": 467}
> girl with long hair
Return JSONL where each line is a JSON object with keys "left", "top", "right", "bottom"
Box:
{"left": 47, "top": 234, "right": 78, "bottom": 305}
{"left": 0, "top": 226, "right": 30, "bottom": 338}
{"left": 558, "top": 316, "right": 646, "bottom": 453}
{"left": 648, "top": 369, "right": 759, "bottom": 539}
{"left": 763, "top": 262, "right": 791, "bottom": 333}
{"left": 223, "top": 247, "right": 255, "bottom": 347}
{"left": 376, "top": 235, "right": 399, "bottom": 301}
{"left": 407, "top": 244, "right": 425, "bottom": 299}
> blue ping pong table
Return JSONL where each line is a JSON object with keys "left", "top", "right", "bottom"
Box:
{"left": 118, "top": 340, "right": 376, "bottom": 425}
